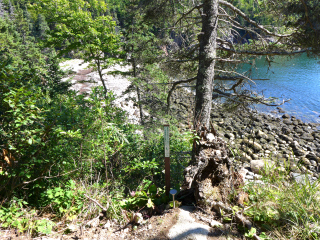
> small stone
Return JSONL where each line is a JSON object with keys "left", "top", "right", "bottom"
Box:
{"left": 210, "top": 220, "right": 223, "bottom": 228}
{"left": 241, "top": 152, "right": 252, "bottom": 162}
{"left": 67, "top": 224, "right": 79, "bottom": 233}
{"left": 103, "top": 220, "right": 111, "bottom": 229}
{"left": 310, "top": 160, "right": 317, "bottom": 166}
{"left": 254, "top": 174, "right": 263, "bottom": 180}
{"left": 86, "top": 218, "right": 100, "bottom": 228}
{"left": 224, "top": 132, "right": 235, "bottom": 140}
{"left": 256, "top": 130, "right": 268, "bottom": 139}
{"left": 290, "top": 173, "right": 314, "bottom": 184}
{"left": 206, "top": 133, "right": 216, "bottom": 142}
{"left": 238, "top": 168, "right": 248, "bottom": 182}
{"left": 245, "top": 175, "right": 254, "bottom": 180}
{"left": 133, "top": 213, "right": 143, "bottom": 225}
{"left": 242, "top": 139, "right": 262, "bottom": 152}
{"left": 250, "top": 160, "right": 275, "bottom": 174}
{"left": 299, "top": 157, "right": 311, "bottom": 166}
{"left": 283, "top": 119, "right": 292, "bottom": 125}
{"left": 280, "top": 134, "right": 293, "bottom": 143}
{"left": 247, "top": 171, "right": 254, "bottom": 176}
{"left": 293, "top": 148, "right": 306, "bottom": 157}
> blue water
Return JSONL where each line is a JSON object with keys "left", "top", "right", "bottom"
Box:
{"left": 239, "top": 53, "right": 320, "bottom": 123}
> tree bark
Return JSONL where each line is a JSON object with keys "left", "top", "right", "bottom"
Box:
{"left": 194, "top": 0, "right": 219, "bottom": 130}
{"left": 132, "top": 57, "right": 144, "bottom": 125}
{"left": 96, "top": 58, "right": 108, "bottom": 95}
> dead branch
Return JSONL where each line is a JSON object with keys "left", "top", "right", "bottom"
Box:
{"left": 84, "top": 194, "right": 109, "bottom": 212}
{"left": 18, "top": 168, "right": 79, "bottom": 188}
{"left": 166, "top": 76, "right": 197, "bottom": 111}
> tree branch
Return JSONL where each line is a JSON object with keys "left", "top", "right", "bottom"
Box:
{"left": 175, "top": 4, "right": 203, "bottom": 26}
{"left": 217, "top": 46, "right": 307, "bottom": 56}
{"left": 219, "top": 0, "right": 293, "bottom": 37}
{"left": 16, "top": 168, "right": 79, "bottom": 189}
{"left": 166, "top": 77, "right": 197, "bottom": 111}
{"left": 84, "top": 194, "right": 109, "bottom": 212}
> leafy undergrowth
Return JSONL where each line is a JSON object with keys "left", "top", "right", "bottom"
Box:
{"left": 242, "top": 166, "right": 320, "bottom": 239}
{"left": 0, "top": 179, "right": 178, "bottom": 238}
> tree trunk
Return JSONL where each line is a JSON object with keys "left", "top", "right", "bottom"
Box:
{"left": 194, "top": 0, "right": 219, "bottom": 130}
{"left": 132, "top": 58, "right": 144, "bottom": 125}
{"left": 96, "top": 59, "right": 108, "bottom": 95}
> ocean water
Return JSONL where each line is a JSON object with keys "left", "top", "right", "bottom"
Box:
{"left": 239, "top": 53, "right": 320, "bottom": 123}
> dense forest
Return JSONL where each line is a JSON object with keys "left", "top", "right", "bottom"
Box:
{"left": 1, "top": 0, "right": 320, "bottom": 239}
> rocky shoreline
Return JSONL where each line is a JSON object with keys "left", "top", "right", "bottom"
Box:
{"left": 211, "top": 106, "right": 320, "bottom": 180}
{"left": 169, "top": 89, "right": 320, "bottom": 181}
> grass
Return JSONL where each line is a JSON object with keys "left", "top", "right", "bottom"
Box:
{"left": 242, "top": 165, "right": 320, "bottom": 239}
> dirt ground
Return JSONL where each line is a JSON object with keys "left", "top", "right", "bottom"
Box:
{"left": 0, "top": 208, "right": 178, "bottom": 240}
{"left": 0, "top": 206, "right": 246, "bottom": 240}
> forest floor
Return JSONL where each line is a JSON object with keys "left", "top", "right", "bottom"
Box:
{"left": 1, "top": 205, "right": 245, "bottom": 240}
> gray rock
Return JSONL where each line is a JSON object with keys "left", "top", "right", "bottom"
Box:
{"left": 292, "top": 120, "right": 299, "bottom": 126}
{"left": 301, "top": 133, "right": 314, "bottom": 142}
{"left": 306, "top": 153, "right": 320, "bottom": 162}
{"left": 282, "top": 114, "right": 290, "bottom": 119}
{"left": 280, "top": 134, "right": 293, "bottom": 143}
{"left": 290, "top": 173, "right": 314, "bottom": 185}
{"left": 299, "top": 157, "right": 311, "bottom": 166}
{"left": 294, "top": 127, "right": 304, "bottom": 134}
{"left": 241, "top": 152, "right": 252, "bottom": 162}
{"left": 247, "top": 171, "right": 254, "bottom": 176}
{"left": 250, "top": 160, "right": 275, "bottom": 174}
{"left": 224, "top": 132, "right": 235, "bottom": 140}
{"left": 282, "top": 126, "right": 291, "bottom": 134}
{"left": 290, "top": 164, "right": 301, "bottom": 173}
{"left": 206, "top": 133, "right": 216, "bottom": 142}
{"left": 283, "top": 119, "right": 292, "bottom": 125}
{"left": 256, "top": 130, "right": 268, "bottom": 139}
{"left": 242, "top": 139, "right": 263, "bottom": 152}
{"left": 245, "top": 175, "right": 254, "bottom": 180}
{"left": 252, "top": 154, "right": 259, "bottom": 160}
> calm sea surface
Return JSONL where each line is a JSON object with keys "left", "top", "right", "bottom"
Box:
{"left": 239, "top": 53, "right": 320, "bottom": 123}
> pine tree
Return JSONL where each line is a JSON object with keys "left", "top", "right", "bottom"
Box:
{"left": 33, "top": 14, "right": 49, "bottom": 40}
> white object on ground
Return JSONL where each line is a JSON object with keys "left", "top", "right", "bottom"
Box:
{"left": 168, "top": 206, "right": 210, "bottom": 240}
